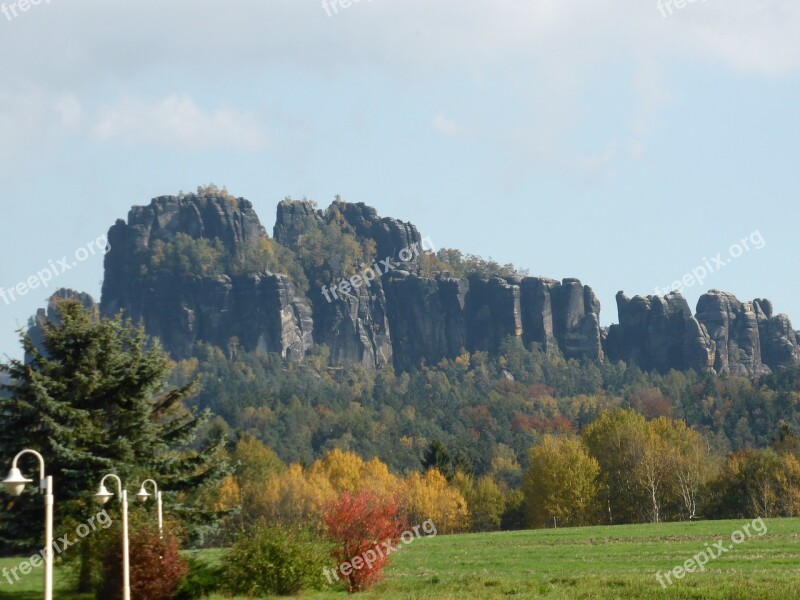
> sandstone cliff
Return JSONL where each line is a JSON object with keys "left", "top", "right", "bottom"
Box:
{"left": 73, "top": 193, "right": 799, "bottom": 376}
{"left": 100, "top": 194, "right": 313, "bottom": 360}
{"left": 604, "top": 290, "right": 800, "bottom": 375}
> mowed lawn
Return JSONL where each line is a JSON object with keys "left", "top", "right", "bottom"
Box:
{"left": 1, "top": 518, "right": 798, "bottom": 599}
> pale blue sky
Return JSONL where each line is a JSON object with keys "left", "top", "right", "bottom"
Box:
{"left": 1, "top": 0, "right": 799, "bottom": 358}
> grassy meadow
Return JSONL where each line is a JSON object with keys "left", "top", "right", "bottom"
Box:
{"left": 0, "top": 518, "right": 797, "bottom": 599}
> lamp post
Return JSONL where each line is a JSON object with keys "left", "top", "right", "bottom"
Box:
{"left": 136, "top": 479, "right": 163, "bottom": 538}
{"left": 94, "top": 474, "right": 130, "bottom": 600}
{"left": 2, "top": 449, "right": 54, "bottom": 600}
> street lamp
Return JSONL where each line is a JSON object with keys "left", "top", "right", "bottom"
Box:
{"left": 94, "top": 474, "right": 130, "bottom": 600}
{"left": 2, "top": 449, "right": 54, "bottom": 600}
{"left": 136, "top": 479, "right": 163, "bottom": 538}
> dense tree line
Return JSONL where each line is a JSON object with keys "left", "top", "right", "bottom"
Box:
{"left": 172, "top": 337, "right": 800, "bottom": 482}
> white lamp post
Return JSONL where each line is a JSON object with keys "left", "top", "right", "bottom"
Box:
{"left": 136, "top": 479, "right": 163, "bottom": 538}
{"left": 94, "top": 474, "right": 130, "bottom": 600}
{"left": 2, "top": 449, "right": 54, "bottom": 600}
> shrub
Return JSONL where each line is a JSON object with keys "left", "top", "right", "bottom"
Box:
{"left": 323, "top": 490, "right": 403, "bottom": 592}
{"left": 96, "top": 525, "right": 188, "bottom": 600}
{"left": 223, "top": 524, "right": 332, "bottom": 596}
{"left": 174, "top": 556, "right": 224, "bottom": 599}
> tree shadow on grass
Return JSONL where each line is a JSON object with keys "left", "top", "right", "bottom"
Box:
{"left": 0, "top": 593, "right": 43, "bottom": 600}
{"left": 0, "top": 593, "right": 92, "bottom": 600}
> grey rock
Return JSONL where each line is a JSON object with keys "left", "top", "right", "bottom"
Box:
{"left": 312, "top": 280, "right": 392, "bottom": 369}
{"left": 696, "top": 290, "right": 769, "bottom": 376}
{"left": 465, "top": 276, "right": 522, "bottom": 353}
{"left": 273, "top": 199, "right": 324, "bottom": 249}
{"left": 383, "top": 272, "right": 468, "bottom": 370}
{"left": 520, "top": 277, "right": 603, "bottom": 360}
{"left": 606, "top": 291, "right": 714, "bottom": 372}
{"left": 101, "top": 195, "right": 314, "bottom": 360}
{"left": 333, "top": 201, "right": 423, "bottom": 267}
{"left": 754, "top": 299, "right": 800, "bottom": 371}
{"left": 27, "top": 289, "right": 99, "bottom": 361}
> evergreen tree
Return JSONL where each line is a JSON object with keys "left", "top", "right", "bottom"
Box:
{"left": 421, "top": 441, "right": 454, "bottom": 480}
{"left": 0, "top": 300, "right": 228, "bottom": 589}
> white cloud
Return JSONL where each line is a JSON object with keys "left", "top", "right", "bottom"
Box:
{"left": 2, "top": 1, "right": 798, "bottom": 83}
{"left": 91, "top": 95, "right": 268, "bottom": 152}
{"left": 1, "top": 0, "right": 798, "bottom": 180}
{"left": 54, "top": 95, "right": 82, "bottom": 129}
{"left": 432, "top": 114, "right": 466, "bottom": 137}
{"left": 0, "top": 90, "right": 82, "bottom": 179}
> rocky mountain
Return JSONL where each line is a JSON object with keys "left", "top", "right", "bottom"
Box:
{"left": 27, "top": 288, "right": 100, "bottom": 360}
{"left": 605, "top": 290, "right": 800, "bottom": 376}
{"left": 100, "top": 194, "right": 313, "bottom": 360}
{"left": 34, "top": 193, "right": 800, "bottom": 377}
{"left": 605, "top": 292, "right": 715, "bottom": 373}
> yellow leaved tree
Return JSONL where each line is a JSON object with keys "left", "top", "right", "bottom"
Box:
{"left": 397, "top": 469, "right": 470, "bottom": 533}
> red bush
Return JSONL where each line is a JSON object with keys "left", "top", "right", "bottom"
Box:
{"left": 97, "top": 526, "right": 188, "bottom": 600}
{"left": 323, "top": 491, "right": 403, "bottom": 592}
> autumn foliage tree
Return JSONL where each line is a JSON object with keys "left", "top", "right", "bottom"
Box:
{"left": 323, "top": 491, "right": 403, "bottom": 592}
{"left": 397, "top": 469, "right": 470, "bottom": 533}
{"left": 523, "top": 435, "right": 600, "bottom": 528}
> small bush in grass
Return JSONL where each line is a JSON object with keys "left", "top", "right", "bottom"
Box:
{"left": 223, "top": 524, "right": 333, "bottom": 596}
{"left": 96, "top": 525, "right": 188, "bottom": 600}
{"left": 174, "top": 556, "right": 225, "bottom": 599}
{"left": 323, "top": 490, "right": 403, "bottom": 592}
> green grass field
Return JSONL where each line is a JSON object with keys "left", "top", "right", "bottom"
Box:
{"left": 1, "top": 518, "right": 798, "bottom": 599}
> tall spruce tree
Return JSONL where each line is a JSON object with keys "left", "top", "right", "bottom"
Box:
{"left": 0, "top": 300, "right": 228, "bottom": 588}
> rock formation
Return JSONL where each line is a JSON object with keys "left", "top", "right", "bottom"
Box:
{"left": 85, "top": 193, "right": 800, "bottom": 376}
{"left": 27, "top": 289, "right": 99, "bottom": 360}
{"left": 383, "top": 272, "right": 468, "bottom": 370}
{"left": 273, "top": 199, "right": 324, "bottom": 249}
{"left": 754, "top": 299, "right": 800, "bottom": 372}
{"left": 604, "top": 292, "right": 714, "bottom": 373}
{"left": 695, "top": 291, "right": 770, "bottom": 376}
{"left": 520, "top": 277, "right": 604, "bottom": 361}
{"left": 100, "top": 194, "right": 314, "bottom": 360}
{"left": 604, "top": 289, "right": 800, "bottom": 376}
{"left": 465, "top": 276, "right": 522, "bottom": 354}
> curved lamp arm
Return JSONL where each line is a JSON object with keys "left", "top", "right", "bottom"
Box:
{"left": 11, "top": 449, "right": 46, "bottom": 479}
{"left": 3, "top": 449, "right": 47, "bottom": 495}
{"left": 95, "top": 474, "right": 123, "bottom": 504}
{"left": 137, "top": 478, "right": 158, "bottom": 501}
{"left": 137, "top": 478, "right": 163, "bottom": 538}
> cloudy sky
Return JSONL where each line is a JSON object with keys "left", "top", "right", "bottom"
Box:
{"left": 1, "top": 0, "right": 799, "bottom": 357}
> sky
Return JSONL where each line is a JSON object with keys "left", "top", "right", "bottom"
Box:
{"left": 1, "top": 0, "right": 799, "bottom": 358}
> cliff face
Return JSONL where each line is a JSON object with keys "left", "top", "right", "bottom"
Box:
{"left": 273, "top": 199, "right": 424, "bottom": 368}
{"left": 100, "top": 195, "right": 314, "bottom": 360}
{"left": 605, "top": 292, "right": 714, "bottom": 373}
{"left": 383, "top": 274, "right": 603, "bottom": 370}
{"left": 27, "top": 288, "right": 99, "bottom": 361}
{"left": 605, "top": 290, "right": 800, "bottom": 376}
{"left": 695, "top": 291, "right": 767, "bottom": 376}
{"left": 273, "top": 199, "right": 323, "bottom": 248}
{"left": 383, "top": 272, "right": 468, "bottom": 370}
{"left": 93, "top": 194, "right": 800, "bottom": 376}
{"left": 755, "top": 299, "right": 800, "bottom": 371}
